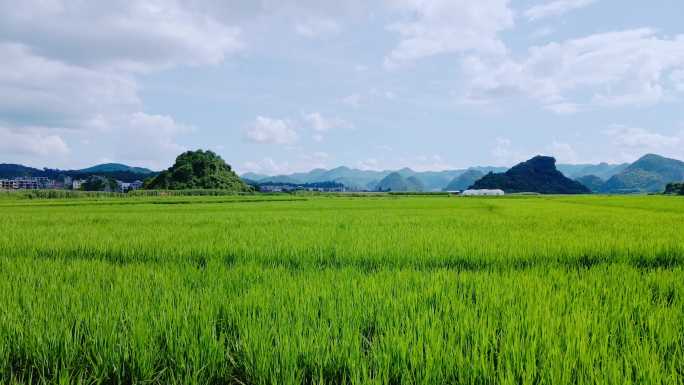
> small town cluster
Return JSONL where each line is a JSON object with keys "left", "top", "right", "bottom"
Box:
{"left": 0, "top": 176, "right": 144, "bottom": 193}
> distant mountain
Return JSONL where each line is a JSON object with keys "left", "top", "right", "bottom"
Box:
{"left": 600, "top": 154, "right": 684, "bottom": 193}
{"left": 405, "top": 176, "right": 425, "bottom": 192}
{"left": 78, "top": 163, "right": 154, "bottom": 174}
{"left": 242, "top": 166, "right": 507, "bottom": 191}
{"left": 557, "top": 163, "right": 629, "bottom": 180}
{"left": 470, "top": 156, "right": 590, "bottom": 194}
{"left": 376, "top": 172, "right": 408, "bottom": 192}
{"left": 575, "top": 175, "right": 604, "bottom": 193}
{"left": 0, "top": 164, "right": 45, "bottom": 179}
{"left": 0, "top": 163, "right": 155, "bottom": 183}
{"left": 241, "top": 172, "right": 269, "bottom": 181}
{"left": 443, "top": 169, "right": 484, "bottom": 191}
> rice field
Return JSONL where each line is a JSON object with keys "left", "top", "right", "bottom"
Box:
{"left": 0, "top": 194, "right": 683, "bottom": 384}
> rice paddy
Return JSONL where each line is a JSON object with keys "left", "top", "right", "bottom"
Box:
{"left": 0, "top": 194, "right": 683, "bottom": 384}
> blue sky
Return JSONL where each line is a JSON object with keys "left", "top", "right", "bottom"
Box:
{"left": 1, "top": 0, "right": 683, "bottom": 173}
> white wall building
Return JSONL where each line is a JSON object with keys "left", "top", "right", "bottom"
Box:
{"left": 461, "top": 189, "right": 505, "bottom": 196}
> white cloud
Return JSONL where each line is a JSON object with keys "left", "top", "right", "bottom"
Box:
{"left": 531, "top": 26, "right": 554, "bottom": 39}
{"left": 299, "top": 151, "right": 330, "bottom": 169}
{"left": 108, "top": 113, "right": 191, "bottom": 168}
{"left": 0, "top": 126, "right": 70, "bottom": 158}
{"left": 411, "top": 154, "right": 454, "bottom": 171}
{"left": 671, "top": 70, "right": 684, "bottom": 92}
{"left": 240, "top": 152, "right": 330, "bottom": 175}
{"left": 384, "top": 0, "right": 514, "bottom": 68}
{"left": 0, "top": 1, "right": 252, "bottom": 168}
{"left": 524, "top": 0, "right": 597, "bottom": 22}
{"left": 245, "top": 116, "right": 299, "bottom": 145}
{"left": 240, "top": 157, "right": 291, "bottom": 175}
{"left": 0, "top": 43, "right": 140, "bottom": 127}
{"left": 295, "top": 18, "right": 340, "bottom": 38}
{"left": 304, "top": 112, "right": 352, "bottom": 132}
{"left": 341, "top": 93, "right": 363, "bottom": 107}
{"left": 0, "top": 1, "right": 243, "bottom": 72}
{"left": 463, "top": 29, "right": 684, "bottom": 109}
{"left": 490, "top": 137, "right": 535, "bottom": 166}
{"left": 245, "top": 113, "right": 350, "bottom": 145}
{"left": 605, "top": 126, "right": 680, "bottom": 149}
{"left": 356, "top": 158, "right": 382, "bottom": 171}
{"left": 0, "top": 42, "right": 193, "bottom": 169}
{"left": 547, "top": 141, "right": 579, "bottom": 163}
{"left": 544, "top": 102, "right": 581, "bottom": 114}
{"left": 602, "top": 126, "right": 683, "bottom": 162}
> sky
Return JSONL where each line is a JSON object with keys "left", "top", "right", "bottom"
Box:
{"left": 1, "top": 0, "right": 683, "bottom": 174}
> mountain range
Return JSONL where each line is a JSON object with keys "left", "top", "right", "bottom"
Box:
{"left": 0, "top": 163, "right": 156, "bottom": 183}
{"left": 244, "top": 162, "right": 633, "bottom": 192}
{"left": 244, "top": 166, "right": 508, "bottom": 192}
{"left": 245, "top": 154, "right": 684, "bottom": 194}
{"left": 3, "top": 153, "right": 684, "bottom": 193}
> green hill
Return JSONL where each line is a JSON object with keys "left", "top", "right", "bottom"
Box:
{"left": 557, "top": 163, "right": 628, "bottom": 180}
{"left": 443, "top": 169, "right": 484, "bottom": 191}
{"left": 0, "top": 164, "right": 44, "bottom": 179}
{"left": 664, "top": 182, "right": 684, "bottom": 195}
{"left": 405, "top": 176, "right": 425, "bottom": 192}
{"left": 376, "top": 172, "right": 408, "bottom": 192}
{"left": 78, "top": 163, "right": 154, "bottom": 174}
{"left": 470, "top": 156, "right": 590, "bottom": 194}
{"left": 575, "top": 175, "right": 604, "bottom": 193}
{"left": 144, "top": 150, "right": 251, "bottom": 191}
{"left": 601, "top": 154, "right": 684, "bottom": 193}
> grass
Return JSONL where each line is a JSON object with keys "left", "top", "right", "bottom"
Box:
{"left": 0, "top": 194, "right": 683, "bottom": 384}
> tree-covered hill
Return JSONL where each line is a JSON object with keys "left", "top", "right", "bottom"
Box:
{"left": 144, "top": 150, "right": 252, "bottom": 191}
{"left": 78, "top": 163, "right": 153, "bottom": 174}
{"left": 470, "top": 156, "right": 590, "bottom": 194}
{"left": 405, "top": 176, "right": 425, "bottom": 192}
{"left": 664, "top": 182, "right": 684, "bottom": 195}
{"left": 600, "top": 154, "right": 684, "bottom": 193}
{"left": 0, "top": 164, "right": 45, "bottom": 179}
{"left": 574, "top": 175, "right": 604, "bottom": 193}
{"left": 375, "top": 172, "right": 408, "bottom": 192}
{"left": 443, "top": 169, "right": 484, "bottom": 191}
{"left": 0, "top": 163, "right": 154, "bottom": 183}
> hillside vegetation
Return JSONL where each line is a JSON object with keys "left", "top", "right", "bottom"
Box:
{"left": 601, "top": 154, "right": 684, "bottom": 193}
{"left": 443, "top": 169, "right": 484, "bottom": 191}
{"left": 664, "top": 182, "right": 684, "bottom": 195}
{"left": 77, "top": 163, "right": 153, "bottom": 174}
{"left": 575, "top": 175, "right": 604, "bottom": 192}
{"left": 375, "top": 172, "right": 424, "bottom": 192}
{"left": 470, "top": 156, "right": 590, "bottom": 194}
{"left": 144, "top": 150, "right": 251, "bottom": 191}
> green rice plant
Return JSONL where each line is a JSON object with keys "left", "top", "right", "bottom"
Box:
{"left": 0, "top": 195, "right": 683, "bottom": 384}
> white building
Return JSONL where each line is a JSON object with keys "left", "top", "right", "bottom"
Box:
{"left": 72, "top": 179, "right": 86, "bottom": 190}
{"left": 461, "top": 189, "right": 505, "bottom": 196}
{"left": 0, "top": 177, "right": 54, "bottom": 190}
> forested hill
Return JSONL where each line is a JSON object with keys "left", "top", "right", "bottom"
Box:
{"left": 470, "top": 156, "right": 590, "bottom": 194}
{"left": 144, "top": 150, "right": 251, "bottom": 191}
{"left": 600, "top": 154, "right": 684, "bottom": 193}
{"left": 0, "top": 163, "right": 156, "bottom": 183}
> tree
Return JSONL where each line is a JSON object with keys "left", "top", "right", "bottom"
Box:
{"left": 144, "top": 150, "right": 252, "bottom": 191}
{"left": 81, "top": 176, "right": 118, "bottom": 192}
